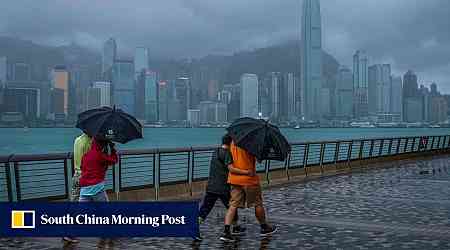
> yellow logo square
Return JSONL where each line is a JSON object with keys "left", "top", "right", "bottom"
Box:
{"left": 11, "top": 210, "right": 35, "bottom": 229}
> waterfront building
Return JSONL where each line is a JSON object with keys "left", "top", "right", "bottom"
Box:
{"left": 158, "top": 80, "right": 170, "bottom": 122}
{"left": 112, "top": 60, "right": 135, "bottom": 115}
{"left": 368, "top": 64, "right": 391, "bottom": 115}
{"left": 86, "top": 87, "right": 101, "bottom": 110}
{"left": 403, "top": 70, "right": 419, "bottom": 98}
{"left": 102, "top": 38, "right": 117, "bottom": 78}
{"left": 301, "top": 0, "right": 323, "bottom": 121}
{"left": 353, "top": 50, "right": 369, "bottom": 119}
{"left": 259, "top": 75, "right": 271, "bottom": 118}
{"left": 174, "top": 77, "right": 191, "bottom": 121}
{"left": 430, "top": 96, "right": 448, "bottom": 123}
{"left": 270, "top": 72, "right": 281, "bottom": 120}
{"left": 134, "top": 47, "right": 149, "bottom": 79}
{"left": 240, "top": 73, "right": 259, "bottom": 118}
{"left": 187, "top": 109, "right": 200, "bottom": 127}
{"left": 51, "top": 66, "right": 69, "bottom": 116}
{"left": 207, "top": 80, "right": 219, "bottom": 101}
{"left": 50, "top": 88, "right": 65, "bottom": 118}
{"left": 404, "top": 97, "right": 423, "bottom": 122}
{"left": 11, "top": 62, "right": 31, "bottom": 81}
{"left": 335, "top": 66, "right": 353, "bottom": 119}
{"left": 284, "top": 73, "right": 296, "bottom": 121}
{"left": 420, "top": 85, "right": 431, "bottom": 122}
{"left": 92, "top": 82, "right": 111, "bottom": 107}
{"left": 390, "top": 76, "right": 403, "bottom": 118}
{"left": 0, "top": 57, "right": 7, "bottom": 87}
{"left": 143, "top": 71, "right": 158, "bottom": 122}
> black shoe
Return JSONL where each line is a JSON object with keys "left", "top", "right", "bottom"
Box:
{"left": 193, "top": 234, "right": 203, "bottom": 242}
{"left": 260, "top": 225, "right": 278, "bottom": 236}
{"left": 231, "top": 225, "right": 247, "bottom": 236}
{"left": 219, "top": 232, "right": 236, "bottom": 242}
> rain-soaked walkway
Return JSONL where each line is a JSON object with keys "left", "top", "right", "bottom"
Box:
{"left": 1, "top": 155, "right": 450, "bottom": 249}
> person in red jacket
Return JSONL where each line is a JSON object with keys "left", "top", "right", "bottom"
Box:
{"left": 79, "top": 138, "right": 118, "bottom": 202}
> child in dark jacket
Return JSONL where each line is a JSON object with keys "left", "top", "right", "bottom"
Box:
{"left": 195, "top": 134, "right": 249, "bottom": 241}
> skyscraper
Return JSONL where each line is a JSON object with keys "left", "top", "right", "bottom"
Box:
{"left": 285, "top": 73, "right": 296, "bottom": 121}
{"left": 144, "top": 70, "right": 158, "bottom": 122}
{"left": 134, "top": 47, "right": 149, "bottom": 79}
{"left": 240, "top": 74, "right": 259, "bottom": 118}
{"left": 336, "top": 66, "right": 353, "bottom": 119}
{"left": 175, "top": 77, "right": 191, "bottom": 121}
{"left": 402, "top": 70, "right": 419, "bottom": 121}
{"left": 353, "top": 50, "right": 369, "bottom": 118}
{"left": 51, "top": 65, "right": 70, "bottom": 116}
{"left": 368, "top": 64, "right": 391, "bottom": 114}
{"left": 93, "top": 82, "right": 111, "bottom": 107}
{"left": 112, "top": 60, "right": 135, "bottom": 115}
{"left": 0, "top": 57, "right": 7, "bottom": 87}
{"left": 301, "top": 0, "right": 322, "bottom": 121}
{"left": 390, "top": 76, "right": 402, "bottom": 118}
{"left": 102, "top": 38, "right": 117, "bottom": 78}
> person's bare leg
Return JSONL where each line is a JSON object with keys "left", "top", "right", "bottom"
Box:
{"left": 225, "top": 206, "right": 238, "bottom": 226}
{"left": 255, "top": 205, "right": 267, "bottom": 225}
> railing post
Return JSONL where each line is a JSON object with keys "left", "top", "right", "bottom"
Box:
{"left": 13, "top": 162, "right": 21, "bottom": 201}
{"left": 437, "top": 136, "right": 442, "bottom": 150}
{"left": 379, "top": 139, "right": 384, "bottom": 156}
{"left": 113, "top": 155, "right": 121, "bottom": 200}
{"left": 319, "top": 143, "right": 325, "bottom": 174}
{"left": 388, "top": 138, "right": 393, "bottom": 155}
{"left": 425, "top": 136, "right": 430, "bottom": 151}
{"left": 334, "top": 142, "right": 340, "bottom": 164}
{"left": 369, "top": 140, "right": 374, "bottom": 158}
{"left": 155, "top": 151, "right": 160, "bottom": 200}
{"left": 347, "top": 141, "right": 353, "bottom": 169}
{"left": 285, "top": 153, "right": 291, "bottom": 180}
{"left": 63, "top": 158, "right": 70, "bottom": 200}
{"left": 5, "top": 156, "right": 14, "bottom": 202}
{"left": 187, "top": 149, "right": 193, "bottom": 196}
{"left": 411, "top": 137, "right": 416, "bottom": 152}
{"left": 265, "top": 160, "right": 271, "bottom": 185}
{"left": 359, "top": 140, "right": 364, "bottom": 160}
{"left": 396, "top": 138, "right": 401, "bottom": 154}
{"left": 403, "top": 138, "right": 409, "bottom": 153}
{"left": 67, "top": 153, "right": 74, "bottom": 200}
{"left": 303, "top": 144, "right": 309, "bottom": 176}
{"left": 447, "top": 135, "right": 450, "bottom": 148}
{"left": 430, "top": 136, "right": 435, "bottom": 150}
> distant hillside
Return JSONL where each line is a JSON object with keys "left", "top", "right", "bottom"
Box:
{"left": 0, "top": 37, "right": 339, "bottom": 86}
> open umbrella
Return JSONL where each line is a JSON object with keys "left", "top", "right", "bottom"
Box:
{"left": 76, "top": 106, "right": 143, "bottom": 144}
{"left": 226, "top": 117, "right": 291, "bottom": 161}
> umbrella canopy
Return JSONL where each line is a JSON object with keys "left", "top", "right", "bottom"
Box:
{"left": 76, "top": 106, "right": 143, "bottom": 144}
{"left": 226, "top": 117, "right": 291, "bottom": 161}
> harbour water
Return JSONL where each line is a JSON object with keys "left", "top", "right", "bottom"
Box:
{"left": 1, "top": 127, "right": 448, "bottom": 155}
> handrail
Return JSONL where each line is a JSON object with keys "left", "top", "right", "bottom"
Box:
{"left": 0, "top": 134, "right": 439, "bottom": 161}
{"left": 0, "top": 134, "right": 448, "bottom": 202}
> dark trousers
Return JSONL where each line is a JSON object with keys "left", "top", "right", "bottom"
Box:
{"left": 199, "top": 192, "right": 238, "bottom": 222}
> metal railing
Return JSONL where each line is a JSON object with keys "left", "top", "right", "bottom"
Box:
{"left": 0, "top": 135, "right": 448, "bottom": 202}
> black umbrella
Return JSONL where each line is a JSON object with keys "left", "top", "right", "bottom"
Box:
{"left": 76, "top": 106, "right": 143, "bottom": 144}
{"left": 226, "top": 117, "right": 291, "bottom": 161}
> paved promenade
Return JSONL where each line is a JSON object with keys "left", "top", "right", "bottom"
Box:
{"left": 1, "top": 156, "right": 450, "bottom": 249}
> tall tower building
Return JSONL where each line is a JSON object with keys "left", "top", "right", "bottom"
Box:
{"left": 336, "top": 66, "right": 353, "bottom": 119}
{"left": 301, "top": 0, "right": 323, "bottom": 121}
{"left": 390, "top": 76, "right": 403, "bottom": 118}
{"left": 353, "top": 50, "right": 369, "bottom": 118}
{"left": 240, "top": 74, "right": 259, "bottom": 118}
{"left": 134, "top": 47, "right": 149, "bottom": 78}
{"left": 51, "top": 65, "right": 70, "bottom": 116}
{"left": 112, "top": 60, "right": 135, "bottom": 115}
{"left": 368, "top": 64, "right": 391, "bottom": 115}
{"left": 102, "top": 38, "right": 117, "bottom": 78}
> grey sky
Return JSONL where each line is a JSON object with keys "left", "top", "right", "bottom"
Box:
{"left": 0, "top": 0, "right": 449, "bottom": 92}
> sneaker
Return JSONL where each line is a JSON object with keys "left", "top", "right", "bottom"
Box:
{"left": 219, "top": 232, "right": 236, "bottom": 242}
{"left": 193, "top": 234, "right": 203, "bottom": 242}
{"left": 62, "top": 237, "right": 79, "bottom": 244}
{"left": 231, "top": 225, "right": 247, "bottom": 236}
{"left": 260, "top": 225, "right": 278, "bottom": 236}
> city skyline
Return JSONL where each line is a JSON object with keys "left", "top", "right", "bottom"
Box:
{"left": 0, "top": 0, "right": 449, "bottom": 92}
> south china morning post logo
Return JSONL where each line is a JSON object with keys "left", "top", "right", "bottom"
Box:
{"left": 11, "top": 210, "right": 35, "bottom": 229}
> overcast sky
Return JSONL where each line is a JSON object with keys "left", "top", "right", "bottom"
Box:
{"left": 1, "top": 0, "right": 449, "bottom": 92}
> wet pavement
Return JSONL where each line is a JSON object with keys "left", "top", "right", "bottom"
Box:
{"left": 1, "top": 156, "right": 450, "bottom": 249}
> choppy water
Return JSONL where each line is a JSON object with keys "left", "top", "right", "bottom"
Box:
{"left": 1, "top": 127, "right": 448, "bottom": 155}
